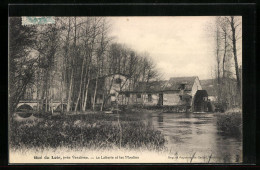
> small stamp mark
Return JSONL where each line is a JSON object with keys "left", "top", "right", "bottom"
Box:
{"left": 22, "top": 17, "right": 55, "bottom": 26}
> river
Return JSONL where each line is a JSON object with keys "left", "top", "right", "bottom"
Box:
{"left": 147, "top": 112, "right": 242, "bottom": 163}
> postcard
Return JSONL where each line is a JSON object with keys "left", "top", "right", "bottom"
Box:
{"left": 9, "top": 16, "right": 242, "bottom": 164}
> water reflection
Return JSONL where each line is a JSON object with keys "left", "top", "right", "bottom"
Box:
{"left": 150, "top": 112, "right": 242, "bottom": 163}
{"left": 157, "top": 114, "right": 164, "bottom": 127}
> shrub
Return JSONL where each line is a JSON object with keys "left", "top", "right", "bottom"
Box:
{"left": 216, "top": 112, "right": 242, "bottom": 138}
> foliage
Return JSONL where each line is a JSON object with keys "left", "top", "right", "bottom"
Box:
{"left": 215, "top": 111, "right": 242, "bottom": 138}
{"left": 9, "top": 17, "right": 37, "bottom": 112}
{"left": 10, "top": 113, "right": 166, "bottom": 151}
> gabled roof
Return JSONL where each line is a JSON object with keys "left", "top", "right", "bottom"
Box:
{"left": 133, "top": 76, "right": 197, "bottom": 93}
{"left": 164, "top": 76, "right": 197, "bottom": 91}
{"left": 135, "top": 80, "right": 168, "bottom": 93}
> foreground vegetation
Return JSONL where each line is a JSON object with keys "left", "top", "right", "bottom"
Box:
{"left": 215, "top": 110, "right": 242, "bottom": 138}
{"left": 10, "top": 112, "right": 166, "bottom": 151}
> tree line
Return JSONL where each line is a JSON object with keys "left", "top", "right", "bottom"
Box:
{"left": 212, "top": 16, "right": 242, "bottom": 108}
{"left": 9, "top": 17, "right": 159, "bottom": 113}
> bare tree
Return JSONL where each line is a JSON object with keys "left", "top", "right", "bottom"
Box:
{"left": 33, "top": 18, "right": 62, "bottom": 112}
{"left": 219, "top": 17, "right": 230, "bottom": 80}
{"left": 66, "top": 17, "right": 78, "bottom": 112}
{"left": 92, "top": 18, "right": 109, "bottom": 111}
{"left": 81, "top": 17, "right": 100, "bottom": 111}
{"left": 211, "top": 16, "right": 242, "bottom": 109}
{"left": 229, "top": 16, "right": 241, "bottom": 95}
{"left": 215, "top": 17, "right": 221, "bottom": 86}
{"left": 10, "top": 17, "right": 161, "bottom": 113}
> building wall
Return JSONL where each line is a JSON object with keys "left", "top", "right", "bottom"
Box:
{"left": 163, "top": 92, "right": 186, "bottom": 106}
{"left": 119, "top": 91, "right": 193, "bottom": 107}
{"left": 191, "top": 77, "right": 202, "bottom": 97}
{"left": 128, "top": 93, "right": 143, "bottom": 104}
{"left": 190, "top": 77, "right": 204, "bottom": 111}
{"left": 144, "top": 94, "right": 158, "bottom": 105}
{"left": 117, "top": 93, "right": 159, "bottom": 106}
{"left": 142, "top": 93, "right": 159, "bottom": 106}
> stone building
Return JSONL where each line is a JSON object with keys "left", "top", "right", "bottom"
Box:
{"left": 118, "top": 76, "right": 210, "bottom": 112}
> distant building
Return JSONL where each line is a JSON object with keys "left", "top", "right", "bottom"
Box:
{"left": 88, "top": 73, "right": 131, "bottom": 108}
{"left": 119, "top": 76, "right": 210, "bottom": 112}
{"left": 18, "top": 74, "right": 211, "bottom": 112}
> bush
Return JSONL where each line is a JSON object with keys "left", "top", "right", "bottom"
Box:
{"left": 216, "top": 112, "right": 242, "bottom": 138}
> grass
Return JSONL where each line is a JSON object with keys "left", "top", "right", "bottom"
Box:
{"left": 10, "top": 112, "right": 166, "bottom": 151}
{"left": 215, "top": 111, "right": 242, "bottom": 138}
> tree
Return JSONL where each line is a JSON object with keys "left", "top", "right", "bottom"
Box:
{"left": 219, "top": 17, "right": 230, "bottom": 80}
{"left": 215, "top": 17, "right": 221, "bottom": 86}
{"left": 9, "top": 17, "right": 37, "bottom": 112}
{"left": 35, "top": 19, "right": 61, "bottom": 112}
{"left": 9, "top": 17, "right": 161, "bottom": 113}
{"left": 229, "top": 16, "right": 241, "bottom": 95}
{"left": 211, "top": 16, "right": 242, "bottom": 108}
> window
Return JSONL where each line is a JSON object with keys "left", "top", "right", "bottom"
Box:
{"left": 111, "top": 93, "right": 116, "bottom": 96}
{"left": 115, "top": 78, "right": 122, "bottom": 84}
{"left": 148, "top": 94, "right": 152, "bottom": 102}
{"left": 179, "top": 95, "right": 183, "bottom": 100}
{"left": 137, "top": 93, "right": 141, "bottom": 98}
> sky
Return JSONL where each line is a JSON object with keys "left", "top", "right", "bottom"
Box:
{"left": 107, "top": 16, "right": 241, "bottom": 80}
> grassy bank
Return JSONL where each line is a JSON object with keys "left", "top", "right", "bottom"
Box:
{"left": 215, "top": 110, "right": 242, "bottom": 138}
{"left": 10, "top": 112, "right": 166, "bottom": 151}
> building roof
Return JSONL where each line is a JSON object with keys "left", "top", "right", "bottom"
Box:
{"left": 164, "top": 76, "right": 197, "bottom": 91}
{"left": 89, "top": 75, "right": 199, "bottom": 94}
{"left": 134, "top": 80, "right": 168, "bottom": 93}
{"left": 133, "top": 76, "right": 197, "bottom": 93}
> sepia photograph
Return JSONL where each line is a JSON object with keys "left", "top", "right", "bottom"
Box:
{"left": 9, "top": 16, "right": 242, "bottom": 164}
